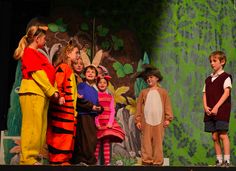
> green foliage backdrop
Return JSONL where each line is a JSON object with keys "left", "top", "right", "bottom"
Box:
{"left": 149, "top": 0, "right": 236, "bottom": 166}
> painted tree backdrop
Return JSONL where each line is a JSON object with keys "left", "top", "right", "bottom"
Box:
{"left": 3, "top": 0, "right": 236, "bottom": 166}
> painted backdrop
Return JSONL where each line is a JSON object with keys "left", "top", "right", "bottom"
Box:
{"left": 3, "top": 0, "right": 236, "bottom": 166}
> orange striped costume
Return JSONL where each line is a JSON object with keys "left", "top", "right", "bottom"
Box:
{"left": 47, "top": 63, "right": 77, "bottom": 164}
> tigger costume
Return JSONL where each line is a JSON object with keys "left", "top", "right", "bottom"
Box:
{"left": 47, "top": 63, "right": 77, "bottom": 164}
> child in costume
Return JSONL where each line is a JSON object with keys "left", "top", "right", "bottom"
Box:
{"left": 71, "top": 64, "right": 103, "bottom": 165}
{"left": 15, "top": 25, "right": 59, "bottom": 165}
{"left": 71, "top": 49, "right": 104, "bottom": 165}
{"left": 202, "top": 51, "right": 232, "bottom": 167}
{"left": 47, "top": 40, "right": 79, "bottom": 165}
{"left": 94, "top": 75, "right": 125, "bottom": 165}
{"left": 135, "top": 64, "right": 173, "bottom": 166}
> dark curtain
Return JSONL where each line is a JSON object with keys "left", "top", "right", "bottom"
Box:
{"left": 0, "top": 1, "right": 13, "bottom": 130}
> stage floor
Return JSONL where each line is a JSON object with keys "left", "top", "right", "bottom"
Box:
{"left": 0, "top": 165, "right": 236, "bottom": 171}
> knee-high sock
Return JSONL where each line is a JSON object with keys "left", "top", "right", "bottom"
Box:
{"left": 95, "top": 141, "right": 101, "bottom": 163}
{"left": 103, "top": 139, "right": 110, "bottom": 165}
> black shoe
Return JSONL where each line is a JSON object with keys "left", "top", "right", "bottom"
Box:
{"left": 215, "top": 160, "right": 223, "bottom": 167}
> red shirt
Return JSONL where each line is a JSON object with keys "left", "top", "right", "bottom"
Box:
{"left": 21, "top": 47, "right": 55, "bottom": 85}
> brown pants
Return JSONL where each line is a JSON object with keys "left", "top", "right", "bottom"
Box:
{"left": 72, "top": 115, "right": 97, "bottom": 165}
{"left": 141, "top": 122, "right": 164, "bottom": 165}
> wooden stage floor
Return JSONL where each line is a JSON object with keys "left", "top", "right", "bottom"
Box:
{"left": 0, "top": 165, "right": 235, "bottom": 171}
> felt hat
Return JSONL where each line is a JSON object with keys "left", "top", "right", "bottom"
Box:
{"left": 136, "top": 64, "right": 163, "bottom": 82}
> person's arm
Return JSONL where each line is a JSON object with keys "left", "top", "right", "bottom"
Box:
{"left": 202, "top": 83, "right": 211, "bottom": 115}
{"left": 135, "top": 91, "right": 143, "bottom": 130}
{"left": 107, "top": 96, "right": 115, "bottom": 128}
{"left": 77, "top": 97, "right": 94, "bottom": 111}
{"left": 31, "top": 70, "right": 58, "bottom": 98}
{"left": 95, "top": 116, "right": 101, "bottom": 128}
{"left": 211, "top": 88, "right": 231, "bottom": 115}
{"left": 163, "top": 91, "right": 174, "bottom": 128}
{"left": 203, "top": 92, "right": 211, "bottom": 115}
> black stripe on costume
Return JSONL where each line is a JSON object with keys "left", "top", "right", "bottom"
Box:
{"left": 65, "top": 99, "right": 74, "bottom": 102}
{"left": 65, "top": 92, "right": 73, "bottom": 95}
{"left": 56, "top": 67, "right": 63, "bottom": 72}
{"left": 50, "top": 115, "right": 74, "bottom": 122}
{"left": 49, "top": 108, "right": 74, "bottom": 115}
{"left": 51, "top": 126, "right": 74, "bottom": 134}
{"left": 51, "top": 103, "right": 74, "bottom": 109}
{"left": 48, "top": 145, "right": 72, "bottom": 154}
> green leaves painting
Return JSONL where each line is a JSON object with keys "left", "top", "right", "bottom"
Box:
{"left": 48, "top": 18, "right": 67, "bottom": 32}
{"left": 113, "top": 61, "right": 133, "bottom": 78}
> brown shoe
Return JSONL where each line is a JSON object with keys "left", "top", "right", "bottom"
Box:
{"left": 142, "top": 161, "right": 153, "bottom": 166}
{"left": 61, "top": 162, "right": 71, "bottom": 166}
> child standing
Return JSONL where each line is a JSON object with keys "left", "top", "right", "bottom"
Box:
{"left": 15, "top": 25, "right": 59, "bottom": 165}
{"left": 202, "top": 51, "right": 232, "bottom": 167}
{"left": 47, "top": 40, "right": 79, "bottom": 165}
{"left": 71, "top": 65, "right": 103, "bottom": 165}
{"left": 94, "top": 75, "right": 125, "bottom": 165}
{"left": 135, "top": 64, "right": 173, "bottom": 166}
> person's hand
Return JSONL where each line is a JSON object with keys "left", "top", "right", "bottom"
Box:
{"left": 78, "top": 93, "right": 83, "bottom": 99}
{"left": 51, "top": 92, "right": 59, "bottom": 102}
{"left": 107, "top": 124, "right": 112, "bottom": 129}
{"left": 163, "top": 120, "right": 170, "bottom": 128}
{"left": 54, "top": 92, "right": 59, "bottom": 99}
{"left": 59, "top": 97, "right": 65, "bottom": 105}
{"left": 96, "top": 124, "right": 102, "bottom": 130}
{"left": 211, "top": 106, "right": 218, "bottom": 116}
{"left": 92, "top": 105, "right": 102, "bottom": 111}
{"left": 92, "top": 105, "right": 97, "bottom": 111}
{"left": 96, "top": 106, "right": 101, "bottom": 111}
{"left": 204, "top": 106, "right": 212, "bottom": 116}
{"left": 136, "top": 122, "right": 141, "bottom": 130}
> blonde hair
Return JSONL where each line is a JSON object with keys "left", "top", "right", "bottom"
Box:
{"left": 54, "top": 39, "right": 79, "bottom": 67}
{"left": 209, "top": 50, "right": 227, "bottom": 68}
{"left": 13, "top": 25, "right": 47, "bottom": 60}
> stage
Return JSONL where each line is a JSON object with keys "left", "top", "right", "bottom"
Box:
{"left": 0, "top": 165, "right": 235, "bottom": 171}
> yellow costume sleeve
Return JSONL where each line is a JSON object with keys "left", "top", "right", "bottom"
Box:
{"left": 32, "top": 70, "right": 58, "bottom": 98}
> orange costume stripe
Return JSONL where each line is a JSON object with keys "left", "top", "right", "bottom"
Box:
{"left": 47, "top": 63, "right": 77, "bottom": 164}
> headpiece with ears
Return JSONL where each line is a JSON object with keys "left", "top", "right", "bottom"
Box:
{"left": 97, "top": 75, "right": 112, "bottom": 84}
{"left": 80, "top": 49, "right": 103, "bottom": 68}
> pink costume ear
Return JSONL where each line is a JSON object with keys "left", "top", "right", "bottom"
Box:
{"left": 96, "top": 75, "right": 111, "bottom": 83}
{"left": 104, "top": 75, "right": 112, "bottom": 81}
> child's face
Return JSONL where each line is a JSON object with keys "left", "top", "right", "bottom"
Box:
{"left": 36, "top": 35, "right": 46, "bottom": 48}
{"left": 68, "top": 47, "right": 79, "bottom": 63}
{"left": 85, "top": 67, "right": 97, "bottom": 81}
{"left": 209, "top": 56, "right": 224, "bottom": 73}
{"left": 146, "top": 75, "right": 159, "bottom": 87}
{"left": 73, "top": 58, "right": 84, "bottom": 74}
{"left": 97, "top": 78, "right": 108, "bottom": 92}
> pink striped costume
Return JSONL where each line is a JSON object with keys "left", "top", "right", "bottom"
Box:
{"left": 95, "top": 91, "right": 125, "bottom": 165}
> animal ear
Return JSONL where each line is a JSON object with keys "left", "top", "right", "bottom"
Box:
{"left": 92, "top": 49, "right": 103, "bottom": 67}
{"left": 80, "top": 49, "right": 91, "bottom": 67}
